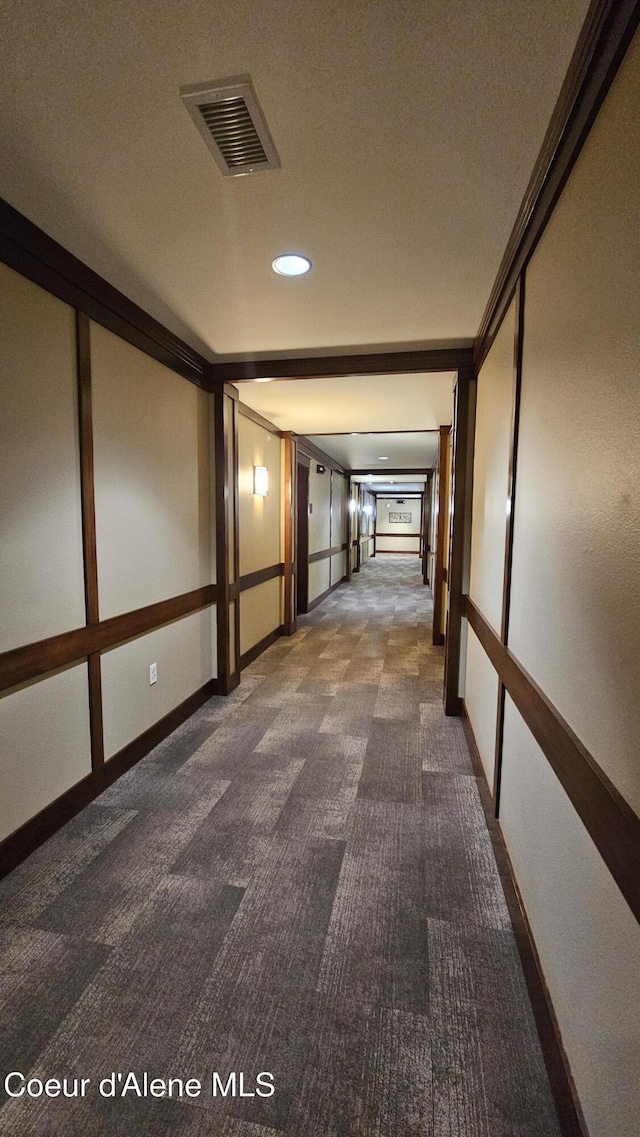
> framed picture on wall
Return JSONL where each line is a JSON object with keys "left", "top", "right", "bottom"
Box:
{"left": 388, "top": 511, "right": 412, "bottom": 523}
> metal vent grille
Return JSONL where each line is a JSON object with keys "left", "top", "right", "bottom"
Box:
{"left": 180, "top": 75, "right": 280, "bottom": 177}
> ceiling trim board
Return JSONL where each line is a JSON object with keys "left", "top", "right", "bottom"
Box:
{"left": 209, "top": 348, "right": 474, "bottom": 386}
{"left": 303, "top": 429, "right": 440, "bottom": 437}
{"left": 296, "top": 435, "right": 348, "bottom": 475}
{"left": 236, "top": 400, "right": 283, "bottom": 437}
{"left": 0, "top": 197, "right": 208, "bottom": 387}
{"left": 351, "top": 468, "right": 431, "bottom": 476}
{"left": 474, "top": 0, "right": 640, "bottom": 369}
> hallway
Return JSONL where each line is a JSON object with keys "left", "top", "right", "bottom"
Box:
{"left": 0, "top": 556, "right": 560, "bottom": 1136}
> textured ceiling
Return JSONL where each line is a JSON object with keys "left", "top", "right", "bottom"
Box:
{"left": 237, "top": 372, "right": 454, "bottom": 432}
{"left": 0, "top": 0, "right": 590, "bottom": 359}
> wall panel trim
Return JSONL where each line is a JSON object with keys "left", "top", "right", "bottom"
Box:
{"left": 461, "top": 704, "right": 588, "bottom": 1137}
{"left": 465, "top": 595, "right": 640, "bottom": 923}
{"left": 0, "top": 198, "right": 208, "bottom": 386}
{"left": 239, "top": 626, "right": 284, "bottom": 671}
{"left": 308, "top": 543, "right": 348, "bottom": 564}
{"left": 0, "top": 678, "right": 221, "bottom": 878}
{"left": 475, "top": 0, "right": 640, "bottom": 368}
{"left": 230, "top": 563, "right": 284, "bottom": 598}
{"left": 0, "top": 585, "right": 217, "bottom": 693}
{"left": 211, "top": 347, "right": 474, "bottom": 384}
{"left": 236, "top": 399, "right": 283, "bottom": 436}
{"left": 306, "top": 576, "right": 347, "bottom": 611}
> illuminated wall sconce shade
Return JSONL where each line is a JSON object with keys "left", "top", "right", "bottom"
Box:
{"left": 253, "top": 465, "right": 269, "bottom": 496}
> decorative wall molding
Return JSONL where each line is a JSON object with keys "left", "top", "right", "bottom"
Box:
{"left": 0, "top": 198, "right": 208, "bottom": 386}
{"left": 465, "top": 596, "right": 640, "bottom": 925}
{"left": 474, "top": 0, "right": 640, "bottom": 368}
{"left": 461, "top": 704, "right": 588, "bottom": 1137}
{"left": 210, "top": 346, "right": 474, "bottom": 384}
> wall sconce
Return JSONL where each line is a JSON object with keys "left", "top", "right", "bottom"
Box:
{"left": 253, "top": 465, "right": 269, "bottom": 496}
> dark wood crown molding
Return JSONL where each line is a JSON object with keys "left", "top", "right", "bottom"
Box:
{"left": 297, "top": 436, "right": 348, "bottom": 475}
{"left": 0, "top": 197, "right": 208, "bottom": 386}
{"left": 209, "top": 346, "right": 474, "bottom": 385}
{"left": 475, "top": 0, "right": 640, "bottom": 368}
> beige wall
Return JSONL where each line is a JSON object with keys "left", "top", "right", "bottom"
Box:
{"left": 308, "top": 557, "right": 330, "bottom": 603}
{"left": 464, "top": 30, "right": 640, "bottom": 1137}
{"left": 0, "top": 263, "right": 86, "bottom": 653}
{"left": 468, "top": 298, "right": 516, "bottom": 630}
{"left": 0, "top": 666, "right": 91, "bottom": 841}
{"left": 91, "top": 322, "right": 212, "bottom": 618}
{"left": 500, "top": 697, "right": 640, "bottom": 1137}
{"left": 376, "top": 498, "right": 421, "bottom": 553}
{"left": 240, "top": 576, "right": 281, "bottom": 655}
{"left": 238, "top": 414, "right": 281, "bottom": 576}
{"left": 308, "top": 461, "right": 331, "bottom": 554}
{"left": 0, "top": 266, "right": 217, "bottom": 843}
{"left": 101, "top": 609, "right": 215, "bottom": 760}
{"left": 236, "top": 413, "right": 282, "bottom": 651}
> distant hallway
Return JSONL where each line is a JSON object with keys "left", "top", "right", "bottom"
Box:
{"left": 0, "top": 554, "right": 561, "bottom": 1135}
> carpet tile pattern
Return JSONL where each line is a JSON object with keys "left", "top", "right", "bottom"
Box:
{"left": 0, "top": 555, "right": 561, "bottom": 1136}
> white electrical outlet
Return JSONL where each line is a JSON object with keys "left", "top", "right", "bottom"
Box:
{"left": 149, "top": 662, "right": 158, "bottom": 685}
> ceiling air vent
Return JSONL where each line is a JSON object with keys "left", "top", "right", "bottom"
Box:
{"left": 180, "top": 75, "right": 280, "bottom": 177}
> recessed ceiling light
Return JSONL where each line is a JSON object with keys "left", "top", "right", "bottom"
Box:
{"left": 272, "top": 253, "right": 311, "bottom": 276}
{"left": 378, "top": 456, "right": 388, "bottom": 460}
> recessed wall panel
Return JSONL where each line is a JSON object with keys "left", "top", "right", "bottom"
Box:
{"left": 240, "top": 577, "right": 281, "bottom": 655}
{"left": 0, "top": 665, "right": 91, "bottom": 841}
{"left": 308, "top": 463, "right": 331, "bottom": 554}
{"left": 0, "top": 263, "right": 85, "bottom": 651}
{"left": 238, "top": 415, "right": 281, "bottom": 576}
{"left": 463, "top": 624, "right": 499, "bottom": 786}
{"left": 308, "top": 558, "right": 330, "bottom": 604}
{"left": 91, "top": 323, "right": 212, "bottom": 618}
{"left": 469, "top": 298, "right": 516, "bottom": 629}
{"left": 508, "top": 32, "right": 640, "bottom": 813}
{"left": 500, "top": 695, "right": 640, "bottom": 1137}
{"left": 101, "top": 608, "right": 215, "bottom": 760}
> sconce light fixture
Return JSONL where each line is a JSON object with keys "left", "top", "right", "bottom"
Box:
{"left": 253, "top": 465, "right": 269, "bottom": 496}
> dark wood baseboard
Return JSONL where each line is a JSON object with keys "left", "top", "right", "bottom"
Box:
{"left": 0, "top": 678, "right": 222, "bottom": 879}
{"left": 432, "top": 631, "right": 445, "bottom": 646}
{"left": 461, "top": 703, "right": 587, "bottom": 1137}
{"left": 239, "top": 626, "right": 284, "bottom": 670}
{"left": 306, "top": 576, "right": 346, "bottom": 612}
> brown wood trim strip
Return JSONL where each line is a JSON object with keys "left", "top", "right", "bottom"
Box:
{"left": 432, "top": 425, "right": 449, "bottom": 646}
{"left": 465, "top": 596, "right": 640, "bottom": 923}
{"left": 308, "top": 543, "right": 348, "bottom": 564}
{"left": 297, "top": 436, "right": 347, "bottom": 475}
{"left": 211, "top": 346, "right": 474, "bottom": 384}
{"left": 461, "top": 703, "right": 588, "bottom": 1137}
{"left": 75, "top": 310, "right": 104, "bottom": 770}
{"left": 374, "top": 532, "right": 421, "bottom": 539}
{"left": 236, "top": 399, "right": 283, "bottom": 436}
{"left": 0, "top": 585, "right": 217, "bottom": 693}
{"left": 239, "top": 626, "right": 284, "bottom": 671}
{"left": 0, "top": 198, "right": 208, "bottom": 387}
{"left": 475, "top": 0, "right": 640, "bottom": 368}
{"left": 214, "top": 387, "right": 231, "bottom": 687}
{"left": 306, "top": 576, "right": 346, "bottom": 612}
{"left": 0, "top": 678, "right": 221, "bottom": 879}
{"left": 444, "top": 371, "right": 474, "bottom": 715}
{"left": 283, "top": 432, "right": 297, "bottom": 634}
{"left": 238, "top": 563, "right": 284, "bottom": 592}
{"left": 231, "top": 397, "right": 241, "bottom": 674}
{"left": 493, "top": 272, "right": 526, "bottom": 811}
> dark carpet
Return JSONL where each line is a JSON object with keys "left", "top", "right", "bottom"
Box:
{"left": 0, "top": 555, "right": 561, "bottom": 1136}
